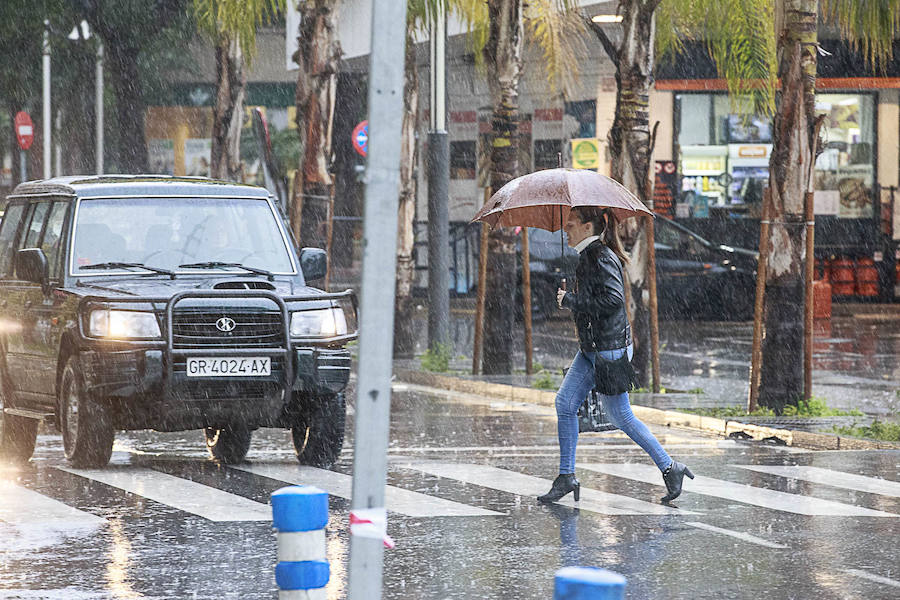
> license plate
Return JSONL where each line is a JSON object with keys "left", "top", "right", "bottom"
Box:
{"left": 186, "top": 357, "right": 271, "bottom": 377}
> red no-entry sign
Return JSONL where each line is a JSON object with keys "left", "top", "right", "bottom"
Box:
{"left": 14, "top": 111, "right": 34, "bottom": 150}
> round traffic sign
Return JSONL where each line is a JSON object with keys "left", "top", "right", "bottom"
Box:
{"left": 351, "top": 120, "right": 368, "bottom": 157}
{"left": 14, "top": 111, "right": 34, "bottom": 151}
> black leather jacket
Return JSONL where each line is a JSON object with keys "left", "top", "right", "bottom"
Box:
{"left": 561, "top": 239, "right": 632, "bottom": 353}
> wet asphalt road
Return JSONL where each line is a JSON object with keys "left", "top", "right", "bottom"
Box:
{"left": 2, "top": 383, "right": 900, "bottom": 599}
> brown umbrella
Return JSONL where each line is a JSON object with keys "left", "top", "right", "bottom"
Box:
{"left": 471, "top": 168, "right": 652, "bottom": 231}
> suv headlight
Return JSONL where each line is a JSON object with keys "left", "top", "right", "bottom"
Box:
{"left": 89, "top": 310, "right": 161, "bottom": 338}
{"left": 290, "top": 308, "right": 348, "bottom": 338}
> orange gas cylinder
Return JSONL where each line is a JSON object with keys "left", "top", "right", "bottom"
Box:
{"left": 856, "top": 257, "right": 879, "bottom": 297}
{"left": 830, "top": 258, "right": 856, "bottom": 296}
{"left": 812, "top": 279, "right": 832, "bottom": 320}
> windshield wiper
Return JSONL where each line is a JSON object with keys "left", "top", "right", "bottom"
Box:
{"left": 178, "top": 261, "right": 274, "bottom": 281}
{"left": 81, "top": 262, "right": 176, "bottom": 279}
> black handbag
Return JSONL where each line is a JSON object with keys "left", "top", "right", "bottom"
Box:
{"left": 593, "top": 351, "right": 635, "bottom": 395}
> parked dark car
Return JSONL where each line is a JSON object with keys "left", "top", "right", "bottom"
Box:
{"left": 518, "top": 216, "right": 758, "bottom": 321}
{"left": 0, "top": 176, "right": 356, "bottom": 468}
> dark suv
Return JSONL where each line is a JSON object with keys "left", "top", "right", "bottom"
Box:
{"left": 0, "top": 176, "right": 356, "bottom": 468}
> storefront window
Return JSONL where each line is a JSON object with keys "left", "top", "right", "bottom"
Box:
{"left": 675, "top": 92, "right": 876, "bottom": 219}
{"left": 813, "top": 94, "right": 875, "bottom": 218}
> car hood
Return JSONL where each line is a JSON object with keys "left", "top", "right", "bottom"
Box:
{"left": 71, "top": 276, "right": 316, "bottom": 298}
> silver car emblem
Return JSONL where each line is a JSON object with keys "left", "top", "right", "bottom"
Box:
{"left": 215, "top": 317, "right": 236, "bottom": 332}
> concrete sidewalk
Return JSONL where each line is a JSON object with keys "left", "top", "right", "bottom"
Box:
{"left": 393, "top": 361, "right": 900, "bottom": 451}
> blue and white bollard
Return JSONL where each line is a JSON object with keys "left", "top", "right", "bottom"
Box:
{"left": 554, "top": 566, "right": 626, "bottom": 600}
{"left": 272, "top": 486, "right": 330, "bottom": 600}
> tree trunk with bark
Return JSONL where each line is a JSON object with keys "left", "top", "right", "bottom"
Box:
{"left": 589, "top": 1, "right": 656, "bottom": 386}
{"left": 759, "top": 0, "right": 818, "bottom": 413}
{"left": 293, "top": 0, "right": 340, "bottom": 250}
{"left": 210, "top": 36, "right": 246, "bottom": 181}
{"left": 481, "top": 0, "right": 524, "bottom": 375}
{"left": 394, "top": 27, "right": 419, "bottom": 358}
{"left": 106, "top": 43, "right": 148, "bottom": 173}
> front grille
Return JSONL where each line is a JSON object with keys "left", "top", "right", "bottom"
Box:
{"left": 171, "top": 310, "right": 285, "bottom": 348}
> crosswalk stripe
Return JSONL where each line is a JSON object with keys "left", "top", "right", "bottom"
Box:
{"left": 735, "top": 465, "right": 900, "bottom": 498}
{"left": 844, "top": 568, "right": 900, "bottom": 589}
{"left": 684, "top": 521, "right": 787, "bottom": 549}
{"left": 399, "top": 462, "right": 691, "bottom": 515}
{"left": 0, "top": 480, "right": 106, "bottom": 527}
{"left": 234, "top": 463, "right": 502, "bottom": 518}
{"left": 58, "top": 467, "right": 271, "bottom": 522}
{"left": 578, "top": 463, "right": 898, "bottom": 517}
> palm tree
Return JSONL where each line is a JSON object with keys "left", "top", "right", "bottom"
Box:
{"left": 479, "top": 0, "right": 584, "bottom": 374}
{"left": 291, "top": 0, "right": 341, "bottom": 251}
{"left": 193, "top": 0, "right": 283, "bottom": 181}
{"left": 588, "top": 0, "right": 900, "bottom": 408}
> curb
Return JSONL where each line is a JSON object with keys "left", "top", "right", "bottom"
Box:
{"left": 394, "top": 369, "right": 900, "bottom": 451}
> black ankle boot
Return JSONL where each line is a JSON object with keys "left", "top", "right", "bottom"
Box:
{"left": 661, "top": 461, "right": 695, "bottom": 503}
{"left": 537, "top": 474, "right": 581, "bottom": 504}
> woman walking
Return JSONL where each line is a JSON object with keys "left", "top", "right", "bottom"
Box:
{"left": 537, "top": 207, "right": 693, "bottom": 504}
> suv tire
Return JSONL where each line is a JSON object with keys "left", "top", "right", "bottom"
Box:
{"left": 291, "top": 392, "right": 345, "bottom": 468}
{"left": 205, "top": 427, "right": 252, "bottom": 464}
{"left": 0, "top": 366, "right": 38, "bottom": 463}
{"left": 59, "top": 357, "right": 115, "bottom": 468}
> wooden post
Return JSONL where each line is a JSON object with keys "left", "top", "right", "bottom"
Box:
{"left": 748, "top": 187, "right": 772, "bottom": 412}
{"left": 646, "top": 216, "right": 661, "bottom": 392}
{"left": 522, "top": 227, "right": 533, "bottom": 375}
{"left": 472, "top": 189, "right": 491, "bottom": 374}
{"left": 803, "top": 117, "right": 825, "bottom": 400}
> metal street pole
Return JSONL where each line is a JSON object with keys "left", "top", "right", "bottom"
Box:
{"left": 96, "top": 42, "right": 104, "bottom": 174}
{"left": 427, "top": 5, "right": 450, "bottom": 350}
{"left": 347, "top": 0, "right": 408, "bottom": 597}
{"left": 43, "top": 20, "right": 51, "bottom": 179}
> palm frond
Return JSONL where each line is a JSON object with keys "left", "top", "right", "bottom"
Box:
{"left": 194, "top": 0, "right": 285, "bottom": 62}
{"left": 523, "top": 0, "right": 586, "bottom": 97}
{"left": 664, "top": 0, "right": 776, "bottom": 117}
{"left": 822, "top": 0, "right": 900, "bottom": 69}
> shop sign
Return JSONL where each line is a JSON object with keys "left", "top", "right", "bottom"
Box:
{"left": 736, "top": 145, "right": 769, "bottom": 159}
{"left": 571, "top": 138, "right": 600, "bottom": 170}
{"left": 682, "top": 155, "right": 725, "bottom": 173}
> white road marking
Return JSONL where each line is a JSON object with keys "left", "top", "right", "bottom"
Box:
{"left": 0, "top": 480, "right": 106, "bottom": 527}
{"left": 384, "top": 442, "right": 748, "bottom": 453}
{"left": 400, "top": 462, "right": 692, "bottom": 515}
{"left": 735, "top": 465, "right": 900, "bottom": 498}
{"left": 578, "top": 463, "right": 898, "bottom": 517}
{"left": 844, "top": 569, "right": 900, "bottom": 588}
{"left": 234, "top": 463, "right": 501, "bottom": 518}
{"left": 684, "top": 521, "right": 787, "bottom": 549}
{"left": 59, "top": 467, "right": 271, "bottom": 522}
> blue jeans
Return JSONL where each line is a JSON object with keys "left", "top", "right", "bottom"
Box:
{"left": 555, "top": 346, "right": 673, "bottom": 474}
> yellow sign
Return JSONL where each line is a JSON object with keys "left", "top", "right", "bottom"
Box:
{"left": 571, "top": 138, "right": 600, "bottom": 170}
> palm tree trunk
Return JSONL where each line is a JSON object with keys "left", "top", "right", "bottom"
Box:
{"left": 595, "top": 1, "right": 656, "bottom": 386}
{"left": 481, "top": 0, "right": 523, "bottom": 375}
{"left": 210, "top": 37, "right": 246, "bottom": 181}
{"left": 106, "top": 43, "right": 148, "bottom": 173}
{"left": 293, "top": 0, "right": 340, "bottom": 249}
{"left": 759, "top": 0, "right": 818, "bottom": 413}
{"left": 394, "top": 27, "right": 419, "bottom": 357}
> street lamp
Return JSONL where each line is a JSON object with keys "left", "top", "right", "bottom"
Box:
{"left": 68, "top": 19, "right": 104, "bottom": 175}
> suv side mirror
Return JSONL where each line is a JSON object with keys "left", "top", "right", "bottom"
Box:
{"left": 300, "top": 247, "right": 327, "bottom": 282}
{"left": 17, "top": 248, "right": 49, "bottom": 290}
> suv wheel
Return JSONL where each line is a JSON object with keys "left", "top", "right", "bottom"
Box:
{"left": 0, "top": 367, "right": 38, "bottom": 463}
{"left": 291, "top": 393, "right": 345, "bottom": 468}
{"left": 204, "top": 427, "right": 252, "bottom": 464}
{"left": 59, "top": 357, "right": 115, "bottom": 468}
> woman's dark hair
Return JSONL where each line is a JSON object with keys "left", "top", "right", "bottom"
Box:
{"left": 572, "top": 206, "right": 629, "bottom": 264}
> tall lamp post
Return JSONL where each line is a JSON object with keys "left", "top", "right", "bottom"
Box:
{"left": 42, "top": 20, "right": 51, "bottom": 178}
{"left": 68, "top": 19, "right": 104, "bottom": 175}
{"left": 427, "top": 4, "right": 450, "bottom": 351}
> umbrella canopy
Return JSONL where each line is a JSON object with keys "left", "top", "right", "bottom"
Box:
{"left": 471, "top": 168, "right": 652, "bottom": 231}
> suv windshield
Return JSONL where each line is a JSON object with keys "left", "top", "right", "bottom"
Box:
{"left": 71, "top": 197, "right": 295, "bottom": 275}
